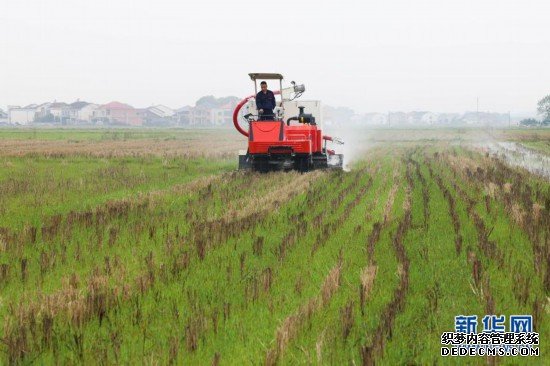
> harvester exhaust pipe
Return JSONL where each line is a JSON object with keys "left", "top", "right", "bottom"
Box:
{"left": 286, "top": 106, "right": 316, "bottom": 126}
{"left": 286, "top": 116, "right": 299, "bottom": 125}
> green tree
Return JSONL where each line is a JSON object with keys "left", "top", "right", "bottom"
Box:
{"left": 36, "top": 113, "right": 55, "bottom": 123}
{"left": 519, "top": 118, "right": 539, "bottom": 126}
{"left": 195, "top": 95, "right": 217, "bottom": 108}
{"left": 537, "top": 94, "right": 550, "bottom": 123}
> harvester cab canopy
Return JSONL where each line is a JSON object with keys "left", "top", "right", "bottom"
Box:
{"left": 249, "top": 73, "right": 284, "bottom": 96}
{"left": 248, "top": 73, "right": 283, "bottom": 80}
{"left": 248, "top": 73, "right": 305, "bottom": 101}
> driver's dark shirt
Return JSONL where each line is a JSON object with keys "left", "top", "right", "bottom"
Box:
{"left": 256, "top": 90, "right": 276, "bottom": 120}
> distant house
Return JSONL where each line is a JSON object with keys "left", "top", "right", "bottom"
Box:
{"left": 190, "top": 106, "right": 211, "bottom": 125}
{"left": 210, "top": 106, "right": 235, "bottom": 126}
{"left": 8, "top": 105, "right": 37, "bottom": 125}
{"left": 35, "top": 102, "right": 52, "bottom": 122}
{"left": 0, "top": 108, "right": 8, "bottom": 124}
{"left": 65, "top": 101, "right": 99, "bottom": 124}
{"left": 209, "top": 101, "right": 236, "bottom": 126}
{"left": 49, "top": 102, "right": 70, "bottom": 123}
{"left": 175, "top": 106, "right": 210, "bottom": 126}
{"left": 67, "top": 101, "right": 89, "bottom": 123}
{"left": 148, "top": 105, "right": 175, "bottom": 119}
{"left": 76, "top": 103, "right": 99, "bottom": 123}
{"left": 94, "top": 102, "right": 143, "bottom": 126}
{"left": 175, "top": 106, "right": 192, "bottom": 125}
{"left": 210, "top": 108, "right": 231, "bottom": 126}
{"left": 174, "top": 96, "right": 239, "bottom": 126}
{"left": 142, "top": 105, "right": 175, "bottom": 126}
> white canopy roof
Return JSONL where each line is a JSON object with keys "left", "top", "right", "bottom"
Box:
{"left": 248, "top": 73, "right": 284, "bottom": 81}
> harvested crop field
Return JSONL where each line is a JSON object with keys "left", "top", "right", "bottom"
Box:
{"left": 0, "top": 128, "right": 548, "bottom": 365}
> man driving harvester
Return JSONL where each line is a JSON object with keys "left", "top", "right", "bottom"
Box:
{"left": 256, "top": 81, "right": 276, "bottom": 120}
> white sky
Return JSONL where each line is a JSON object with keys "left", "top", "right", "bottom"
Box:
{"left": 1, "top": 0, "right": 549, "bottom": 113}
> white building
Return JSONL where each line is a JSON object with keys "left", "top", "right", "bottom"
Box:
{"left": 8, "top": 106, "right": 36, "bottom": 125}
{"left": 35, "top": 102, "right": 52, "bottom": 121}
{"left": 175, "top": 106, "right": 192, "bottom": 124}
{"left": 49, "top": 102, "right": 70, "bottom": 123}
{"left": 77, "top": 103, "right": 99, "bottom": 123}
{"left": 176, "top": 106, "right": 210, "bottom": 125}
{"left": 148, "top": 105, "right": 175, "bottom": 118}
{"left": 0, "top": 108, "right": 8, "bottom": 124}
{"left": 67, "top": 101, "right": 88, "bottom": 123}
{"left": 66, "top": 101, "right": 98, "bottom": 123}
{"left": 210, "top": 108, "right": 233, "bottom": 125}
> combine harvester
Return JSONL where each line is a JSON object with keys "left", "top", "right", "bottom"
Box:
{"left": 233, "top": 73, "right": 344, "bottom": 172}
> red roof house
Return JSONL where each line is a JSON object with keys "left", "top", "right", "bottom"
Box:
{"left": 97, "top": 101, "right": 143, "bottom": 126}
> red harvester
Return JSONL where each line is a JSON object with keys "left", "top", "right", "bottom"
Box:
{"left": 233, "top": 73, "right": 343, "bottom": 172}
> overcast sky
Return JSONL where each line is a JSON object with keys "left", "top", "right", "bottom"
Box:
{"left": 1, "top": 0, "right": 549, "bottom": 114}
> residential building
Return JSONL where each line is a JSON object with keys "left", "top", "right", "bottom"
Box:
{"left": 193, "top": 106, "right": 212, "bottom": 125}
{"left": 210, "top": 108, "right": 233, "bottom": 126}
{"left": 0, "top": 108, "right": 8, "bottom": 124}
{"left": 49, "top": 102, "right": 70, "bottom": 123}
{"left": 8, "top": 105, "right": 36, "bottom": 125}
{"left": 35, "top": 102, "right": 52, "bottom": 122}
{"left": 94, "top": 101, "right": 143, "bottom": 126}
{"left": 188, "top": 106, "right": 211, "bottom": 126}
{"left": 142, "top": 105, "right": 175, "bottom": 125}
{"left": 175, "top": 106, "right": 192, "bottom": 125}
{"left": 67, "top": 101, "right": 89, "bottom": 123}
{"left": 148, "top": 105, "right": 175, "bottom": 119}
{"left": 214, "top": 101, "right": 237, "bottom": 126}
{"left": 77, "top": 103, "right": 99, "bottom": 123}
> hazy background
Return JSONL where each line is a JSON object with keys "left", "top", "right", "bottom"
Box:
{"left": 1, "top": 0, "right": 549, "bottom": 114}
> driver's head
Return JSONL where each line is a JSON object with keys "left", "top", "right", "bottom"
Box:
{"left": 260, "top": 81, "right": 267, "bottom": 92}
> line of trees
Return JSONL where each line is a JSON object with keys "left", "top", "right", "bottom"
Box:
{"left": 520, "top": 94, "right": 550, "bottom": 126}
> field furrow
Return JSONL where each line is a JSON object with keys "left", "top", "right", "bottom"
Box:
{"left": 1, "top": 129, "right": 548, "bottom": 364}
